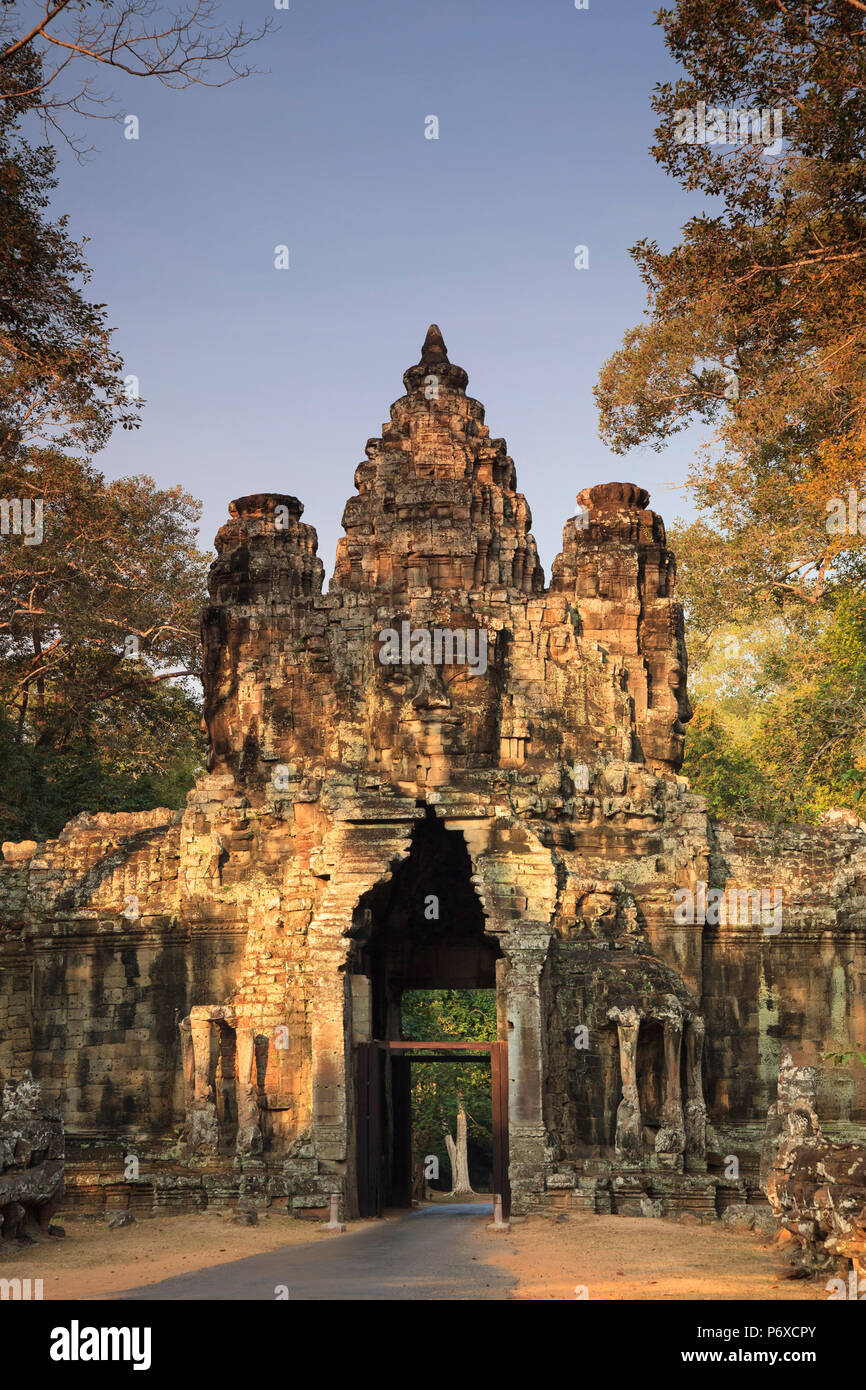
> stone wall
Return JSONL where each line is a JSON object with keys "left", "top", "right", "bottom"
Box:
{"left": 704, "top": 820, "right": 866, "bottom": 1136}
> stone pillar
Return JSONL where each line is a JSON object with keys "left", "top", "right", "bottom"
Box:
{"left": 683, "top": 1016, "right": 707, "bottom": 1167}
{"left": 656, "top": 1014, "right": 686, "bottom": 1161}
{"left": 503, "top": 929, "right": 551, "bottom": 1214}
{"left": 235, "top": 1026, "right": 263, "bottom": 1157}
{"left": 306, "top": 822, "right": 416, "bottom": 1179}
{"left": 310, "top": 927, "right": 350, "bottom": 1162}
{"left": 610, "top": 1007, "right": 642, "bottom": 1163}
{"left": 188, "top": 1012, "right": 220, "bottom": 1155}
{"left": 179, "top": 1017, "right": 195, "bottom": 1117}
{"left": 350, "top": 976, "right": 372, "bottom": 1043}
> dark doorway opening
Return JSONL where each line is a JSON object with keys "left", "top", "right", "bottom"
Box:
{"left": 355, "top": 1041, "right": 509, "bottom": 1218}
{"left": 349, "top": 810, "right": 509, "bottom": 1218}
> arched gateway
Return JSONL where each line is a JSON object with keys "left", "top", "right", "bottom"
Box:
{"left": 2, "top": 327, "right": 864, "bottom": 1222}
{"left": 345, "top": 810, "right": 504, "bottom": 1215}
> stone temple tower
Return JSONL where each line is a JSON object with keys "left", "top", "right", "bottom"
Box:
{"left": 1, "top": 327, "right": 864, "bottom": 1222}
{"left": 182, "top": 324, "right": 714, "bottom": 1214}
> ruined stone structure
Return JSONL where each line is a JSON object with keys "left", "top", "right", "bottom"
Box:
{"left": 0, "top": 1073, "right": 64, "bottom": 1241}
{"left": 763, "top": 1049, "right": 866, "bottom": 1277}
{"left": 1, "top": 327, "right": 865, "bottom": 1221}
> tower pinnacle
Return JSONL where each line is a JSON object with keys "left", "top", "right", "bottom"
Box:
{"left": 403, "top": 323, "right": 468, "bottom": 395}
{"left": 420, "top": 323, "right": 449, "bottom": 363}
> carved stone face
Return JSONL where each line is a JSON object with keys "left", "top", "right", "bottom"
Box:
{"left": 369, "top": 623, "right": 500, "bottom": 785}
{"left": 647, "top": 655, "right": 693, "bottom": 768}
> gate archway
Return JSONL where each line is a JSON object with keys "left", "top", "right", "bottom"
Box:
{"left": 347, "top": 809, "right": 509, "bottom": 1217}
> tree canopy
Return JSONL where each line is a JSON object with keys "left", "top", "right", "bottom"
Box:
{"left": 597, "top": 0, "right": 866, "bottom": 623}
{"left": 1, "top": 45, "right": 140, "bottom": 472}
{"left": 597, "top": 0, "right": 866, "bottom": 822}
{"left": 0, "top": 41, "right": 208, "bottom": 841}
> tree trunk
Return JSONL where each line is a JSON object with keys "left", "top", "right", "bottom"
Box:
{"left": 443, "top": 1102, "right": 474, "bottom": 1196}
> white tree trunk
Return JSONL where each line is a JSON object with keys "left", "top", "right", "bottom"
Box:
{"left": 444, "top": 1103, "right": 474, "bottom": 1196}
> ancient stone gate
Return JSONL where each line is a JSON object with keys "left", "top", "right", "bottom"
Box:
{"left": 1, "top": 327, "right": 864, "bottom": 1220}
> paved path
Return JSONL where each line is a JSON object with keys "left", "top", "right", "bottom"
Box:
{"left": 119, "top": 1203, "right": 515, "bottom": 1301}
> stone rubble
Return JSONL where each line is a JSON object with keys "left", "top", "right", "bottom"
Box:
{"left": 763, "top": 1048, "right": 866, "bottom": 1276}
{"left": 0, "top": 1073, "right": 64, "bottom": 1242}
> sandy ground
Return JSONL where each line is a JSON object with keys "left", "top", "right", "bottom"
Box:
{"left": 0, "top": 1212, "right": 345, "bottom": 1300}
{"left": 0, "top": 1207, "right": 828, "bottom": 1301}
{"left": 485, "top": 1213, "right": 827, "bottom": 1301}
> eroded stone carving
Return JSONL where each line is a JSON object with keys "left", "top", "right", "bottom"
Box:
{"left": 763, "top": 1048, "right": 866, "bottom": 1277}
{"left": 0, "top": 1073, "right": 64, "bottom": 1242}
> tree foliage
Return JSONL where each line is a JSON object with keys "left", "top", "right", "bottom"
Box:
{"left": 683, "top": 594, "right": 866, "bottom": 822}
{"left": 402, "top": 990, "right": 497, "bottom": 1193}
{"left": 0, "top": 41, "right": 208, "bottom": 841}
{"left": 0, "top": 451, "right": 207, "bottom": 745}
{"left": 596, "top": 0, "right": 866, "bottom": 621}
{"left": 0, "top": 690, "right": 203, "bottom": 842}
{"left": 596, "top": 1, "right": 866, "bottom": 822}
{"left": 1, "top": 46, "right": 140, "bottom": 468}
{"left": 0, "top": 452, "right": 208, "bottom": 840}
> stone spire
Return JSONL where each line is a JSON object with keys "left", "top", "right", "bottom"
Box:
{"left": 333, "top": 325, "right": 542, "bottom": 595}
{"left": 421, "top": 323, "right": 447, "bottom": 360}
{"left": 550, "top": 481, "right": 692, "bottom": 767}
{"left": 402, "top": 323, "right": 469, "bottom": 396}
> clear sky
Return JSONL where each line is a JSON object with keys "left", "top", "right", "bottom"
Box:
{"left": 53, "top": 0, "right": 710, "bottom": 577}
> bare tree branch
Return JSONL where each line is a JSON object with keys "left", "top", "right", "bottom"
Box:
{"left": 0, "top": 1, "right": 274, "bottom": 138}
{"left": 1, "top": 1, "right": 75, "bottom": 63}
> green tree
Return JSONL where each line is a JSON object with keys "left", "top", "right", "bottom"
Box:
{"left": 402, "top": 990, "right": 497, "bottom": 1194}
{"left": 595, "top": 1, "right": 866, "bottom": 822}
{"left": 681, "top": 704, "right": 775, "bottom": 820}
{"left": 1, "top": 47, "right": 140, "bottom": 470}
{"left": 0, "top": 687, "right": 203, "bottom": 842}
{"left": 0, "top": 452, "right": 207, "bottom": 745}
{"left": 0, "top": 452, "right": 208, "bottom": 840}
{"left": 683, "top": 596, "right": 866, "bottom": 821}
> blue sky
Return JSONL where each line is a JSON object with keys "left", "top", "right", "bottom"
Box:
{"left": 53, "top": 0, "right": 710, "bottom": 576}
